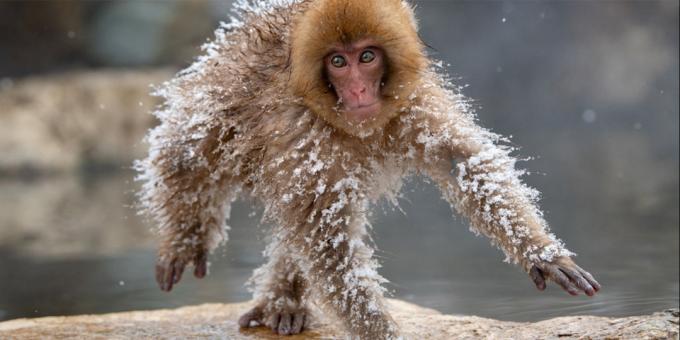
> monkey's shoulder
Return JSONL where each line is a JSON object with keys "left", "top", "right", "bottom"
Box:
{"left": 217, "top": 2, "right": 305, "bottom": 66}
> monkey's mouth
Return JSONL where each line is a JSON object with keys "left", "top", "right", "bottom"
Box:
{"left": 344, "top": 102, "right": 381, "bottom": 122}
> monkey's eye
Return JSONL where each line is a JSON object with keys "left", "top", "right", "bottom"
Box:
{"left": 360, "top": 50, "right": 376, "bottom": 63}
{"left": 330, "top": 55, "right": 347, "bottom": 68}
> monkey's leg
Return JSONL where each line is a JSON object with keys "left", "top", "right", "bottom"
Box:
{"left": 239, "top": 240, "right": 308, "bottom": 335}
{"left": 293, "top": 220, "right": 400, "bottom": 339}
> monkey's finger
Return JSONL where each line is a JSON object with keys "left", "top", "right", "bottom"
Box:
{"left": 156, "top": 262, "right": 172, "bottom": 291}
{"left": 278, "top": 312, "right": 293, "bottom": 335}
{"left": 238, "top": 308, "right": 263, "bottom": 328}
{"left": 547, "top": 266, "right": 579, "bottom": 296}
{"left": 172, "top": 260, "right": 185, "bottom": 284}
{"left": 530, "top": 266, "right": 546, "bottom": 291}
{"left": 194, "top": 251, "right": 208, "bottom": 278}
{"left": 291, "top": 312, "right": 305, "bottom": 334}
{"left": 162, "top": 262, "right": 176, "bottom": 292}
{"left": 155, "top": 263, "right": 165, "bottom": 288}
{"left": 572, "top": 263, "right": 601, "bottom": 291}
{"left": 578, "top": 268, "right": 601, "bottom": 292}
{"left": 560, "top": 267, "right": 595, "bottom": 297}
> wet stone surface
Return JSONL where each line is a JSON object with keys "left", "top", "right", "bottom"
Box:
{"left": 0, "top": 300, "right": 677, "bottom": 339}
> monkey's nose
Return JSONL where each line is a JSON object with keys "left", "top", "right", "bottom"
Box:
{"left": 349, "top": 86, "right": 367, "bottom": 100}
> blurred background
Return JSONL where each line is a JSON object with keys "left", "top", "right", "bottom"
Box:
{"left": 0, "top": 0, "right": 677, "bottom": 323}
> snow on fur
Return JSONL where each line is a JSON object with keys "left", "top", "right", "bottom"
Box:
{"left": 136, "top": 0, "right": 573, "bottom": 337}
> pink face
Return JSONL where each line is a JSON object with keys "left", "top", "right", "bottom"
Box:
{"left": 325, "top": 39, "right": 385, "bottom": 122}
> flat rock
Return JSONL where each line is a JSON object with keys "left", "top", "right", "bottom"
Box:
{"left": 0, "top": 300, "right": 677, "bottom": 339}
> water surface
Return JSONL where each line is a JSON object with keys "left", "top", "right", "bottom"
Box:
{"left": 0, "top": 170, "right": 677, "bottom": 322}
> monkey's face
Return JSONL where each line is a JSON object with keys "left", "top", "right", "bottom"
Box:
{"left": 324, "top": 40, "right": 385, "bottom": 123}
{"left": 290, "top": 0, "right": 426, "bottom": 137}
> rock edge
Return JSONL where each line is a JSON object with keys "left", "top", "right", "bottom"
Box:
{"left": 0, "top": 300, "right": 677, "bottom": 339}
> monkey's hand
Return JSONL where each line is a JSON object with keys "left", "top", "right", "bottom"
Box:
{"left": 155, "top": 247, "right": 208, "bottom": 292}
{"left": 529, "top": 256, "right": 601, "bottom": 296}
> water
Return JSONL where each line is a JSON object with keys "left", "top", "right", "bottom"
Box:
{"left": 0, "top": 170, "right": 677, "bottom": 322}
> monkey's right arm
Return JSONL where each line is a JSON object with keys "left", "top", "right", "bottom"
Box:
{"left": 137, "top": 121, "right": 236, "bottom": 292}
{"left": 136, "top": 1, "right": 294, "bottom": 292}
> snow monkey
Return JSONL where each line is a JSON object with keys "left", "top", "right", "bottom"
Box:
{"left": 136, "top": 0, "right": 600, "bottom": 338}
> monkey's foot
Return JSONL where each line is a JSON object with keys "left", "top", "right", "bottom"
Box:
{"left": 238, "top": 303, "right": 307, "bottom": 336}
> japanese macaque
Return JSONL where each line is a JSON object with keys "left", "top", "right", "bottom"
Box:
{"left": 136, "top": 0, "right": 600, "bottom": 338}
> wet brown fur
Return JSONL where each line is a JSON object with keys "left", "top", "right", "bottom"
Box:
{"left": 139, "top": 1, "right": 595, "bottom": 339}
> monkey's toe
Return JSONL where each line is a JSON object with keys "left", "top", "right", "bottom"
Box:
{"left": 238, "top": 307, "right": 263, "bottom": 328}
{"left": 291, "top": 311, "right": 306, "bottom": 334}
{"left": 272, "top": 310, "right": 306, "bottom": 335}
{"left": 278, "top": 312, "right": 293, "bottom": 335}
{"left": 239, "top": 306, "right": 306, "bottom": 336}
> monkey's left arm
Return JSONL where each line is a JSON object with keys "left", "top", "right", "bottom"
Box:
{"left": 414, "top": 82, "right": 600, "bottom": 296}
